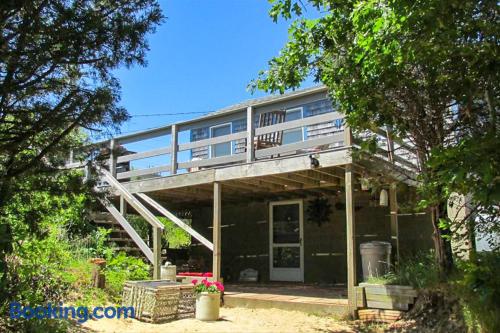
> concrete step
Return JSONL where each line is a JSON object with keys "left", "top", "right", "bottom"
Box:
{"left": 223, "top": 292, "right": 348, "bottom": 316}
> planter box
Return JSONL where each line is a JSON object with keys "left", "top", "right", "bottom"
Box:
{"left": 358, "top": 283, "right": 417, "bottom": 311}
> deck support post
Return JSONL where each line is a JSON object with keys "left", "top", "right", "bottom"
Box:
{"left": 212, "top": 181, "right": 222, "bottom": 281}
{"left": 109, "top": 139, "right": 117, "bottom": 177}
{"left": 120, "top": 195, "right": 127, "bottom": 215}
{"left": 153, "top": 226, "right": 162, "bottom": 280}
{"left": 345, "top": 163, "right": 357, "bottom": 317}
{"left": 386, "top": 130, "right": 400, "bottom": 264}
{"left": 344, "top": 126, "right": 357, "bottom": 317}
{"left": 170, "top": 124, "right": 178, "bottom": 174}
{"left": 246, "top": 106, "right": 255, "bottom": 162}
{"left": 389, "top": 184, "right": 400, "bottom": 264}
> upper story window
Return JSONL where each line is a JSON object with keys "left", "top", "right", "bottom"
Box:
{"left": 282, "top": 107, "right": 304, "bottom": 145}
{"left": 210, "top": 123, "right": 232, "bottom": 157}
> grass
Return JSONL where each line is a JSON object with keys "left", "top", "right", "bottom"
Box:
{"left": 365, "top": 251, "right": 440, "bottom": 289}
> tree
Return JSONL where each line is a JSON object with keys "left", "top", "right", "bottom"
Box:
{"left": 0, "top": 0, "right": 163, "bottom": 296}
{"left": 252, "top": 0, "right": 498, "bottom": 276}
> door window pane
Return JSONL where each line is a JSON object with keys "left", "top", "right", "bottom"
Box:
{"left": 273, "top": 247, "right": 300, "bottom": 268}
{"left": 211, "top": 124, "right": 231, "bottom": 157}
{"left": 273, "top": 204, "right": 300, "bottom": 244}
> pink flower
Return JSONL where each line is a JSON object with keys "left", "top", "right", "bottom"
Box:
{"left": 214, "top": 282, "right": 224, "bottom": 292}
{"left": 191, "top": 279, "right": 198, "bottom": 285}
{"left": 202, "top": 279, "right": 209, "bottom": 285}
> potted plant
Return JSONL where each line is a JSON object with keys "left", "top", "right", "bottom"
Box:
{"left": 192, "top": 278, "right": 224, "bottom": 321}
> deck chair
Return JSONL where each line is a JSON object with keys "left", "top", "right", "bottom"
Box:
{"left": 254, "top": 110, "right": 286, "bottom": 150}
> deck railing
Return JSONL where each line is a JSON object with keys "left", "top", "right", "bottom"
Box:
{"left": 69, "top": 108, "right": 419, "bottom": 182}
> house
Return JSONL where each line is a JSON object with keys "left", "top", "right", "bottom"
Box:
{"left": 73, "top": 85, "right": 434, "bottom": 314}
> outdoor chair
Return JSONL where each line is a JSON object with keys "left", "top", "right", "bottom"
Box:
{"left": 254, "top": 110, "right": 286, "bottom": 150}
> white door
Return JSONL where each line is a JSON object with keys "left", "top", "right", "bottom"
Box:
{"left": 269, "top": 200, "right": 304, "bottom": 282}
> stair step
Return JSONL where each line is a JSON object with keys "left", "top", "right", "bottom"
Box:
{"left": 94, "top": 220, "right": 119, "bottom": 225}
{"left": 109, "top": 238, "right": 134, "bottom": 242}
{"left": 116, "top": 246, "right": 142, "bottom": 252}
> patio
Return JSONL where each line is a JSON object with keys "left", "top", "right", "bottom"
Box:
{"left": 224, "top": 283, "right": 348, "bottom": 315}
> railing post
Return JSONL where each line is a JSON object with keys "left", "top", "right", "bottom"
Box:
{"left": 69, "top": 149, "right": 74, "bottom": 164}
{"left": 246, "top": 106, "right": 255, "bottom": 162}
{"left": 343, "top": 124, "right": 352, "bottom": 147}
{"left": 153, "top": 226, "right": 162, "bottom": 280}
{"left": 109, "top": 139, "right": 117, "bottom": 177}
{"left": 170, "top": 124, "right": 178, "bottom": 174}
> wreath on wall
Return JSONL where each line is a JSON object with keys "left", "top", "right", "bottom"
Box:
{"left": 306, "top": 197, "right": 333, "bottom": 227}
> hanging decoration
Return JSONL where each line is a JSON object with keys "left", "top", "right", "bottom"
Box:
{"left": 307, "top": 197, "right": 333, "bottom": 227}
{"left": 379, "top": 189, "right": 389, "bottom": 206}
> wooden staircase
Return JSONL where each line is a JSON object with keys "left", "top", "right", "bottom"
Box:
{"left": 84, "top": 166, "right": 214, "bottom": 279}
{"left": 91, "top": 211, "right": 144, "bottom": 255}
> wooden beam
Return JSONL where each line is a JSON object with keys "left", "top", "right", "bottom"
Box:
{"left": 123, "top": 149, "right": 351, "bottom": 194}
{"left": 97, "top": 166, "right": 164, "bottom": 230}
{"left": 272, "top": 173, "right": 318, "bottom": 187}
{"left": 386, "top": 133, "right": 400, "bottom": 264}
{"left": 345, "top": 126, "right": 357, "bottom": 317}
{"left": 109, "top": 139, "right": 117, "bottom": 177}
{"left": 239, "top": 178, "right": 285, "bottom": 192}
{"left": 117, "top": 146, "right": 171, "bottom": 163}
{"left": 346, "top": 163, "right": 357, "bottom": 317}
{"left": 265, "top": 175, "right": 303, "bottom": 189}
{"left": 116, "top": 164, "right": 171, "bottom": 180}
{"left": 389, "top": 184, "right": 400, "bottom": 264}
{"left": 170, "top": 124, "right": 178, "bottom": 174}
{"left": 246, "top": 106, "right": 255, "bottom": 162}
{"left": 301, "top": 170, "right": 340, "bottom": 185}
{"left": 213, "top": 182, "right": 222, "bottom": 281}
{"left": 153, "top": 226, "right": 162, "bottom": 279}
{"left": 137, "top": 193, "right": 214, "bottom": 251}
{"left": 120, "top": 195, "right": 127, "bottom": 215}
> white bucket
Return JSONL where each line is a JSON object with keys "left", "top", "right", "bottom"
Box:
{"left": 195, "top": 292, "right": 220, "bottom": 321}
{"left": 160, "top": 264, "right": 176, "bottom": 281}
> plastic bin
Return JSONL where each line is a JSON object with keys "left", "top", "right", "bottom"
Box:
{"left": 360, "top": 241, "right": 392, "bottom": 280}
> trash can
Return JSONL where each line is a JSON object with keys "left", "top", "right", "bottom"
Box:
{"left": 360, "top": 241, "right": 392, "bottom": 280}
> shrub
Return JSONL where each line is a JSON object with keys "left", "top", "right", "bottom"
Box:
{"left": 454, "top": 251, "right": 500, "bottom": 333}
{"left": 104, "top": 251, "right": 150, "bottom": 301}
{"left": 366, "top": 251, "right": 440, "bottom": 289}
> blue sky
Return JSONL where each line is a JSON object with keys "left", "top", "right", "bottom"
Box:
{"left": 114, "top": 0, "right": 315, "bottom": 136}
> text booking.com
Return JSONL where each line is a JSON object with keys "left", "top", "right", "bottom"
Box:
{"left": 10, "top": 302, "right": 135, "bottom": 323}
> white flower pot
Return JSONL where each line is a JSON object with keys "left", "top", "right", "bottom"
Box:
{"left": 195, "top": 292, "right": 220, "bottom": 321}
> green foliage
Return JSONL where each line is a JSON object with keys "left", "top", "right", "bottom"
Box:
{"left": 192, "top": 279, "right": 224, "bottom": 294}
{"left": 454, "top": 252, "right": 500, "bottom": 333}
{"left": 254, "top": 0, "right": 498, "bottom": 275}
{"left": 0, "top": 174, "right": 92, "bottom": 311}
{"left": 104, "top": 251, "right": 150, "bottom": 301}
{"left": 127, "top": 214, "right": 191, "bottom": 249}
{"left": 366, "top": 251, "right": 440, "bottom": 289}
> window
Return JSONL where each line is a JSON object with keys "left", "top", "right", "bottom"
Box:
{"left": 282, "top": 108, "right": 304, "bottom": 144}
{"left": 210, "top": 123, "right": 231, "bottom": 157}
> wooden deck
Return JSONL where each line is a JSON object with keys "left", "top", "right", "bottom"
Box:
{"left": 223, "top": 284, "right": 349, "bottom": 316}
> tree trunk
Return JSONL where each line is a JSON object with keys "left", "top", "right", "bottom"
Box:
{"left": 430, "top": 201, "right": 454, "bottom": 279}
